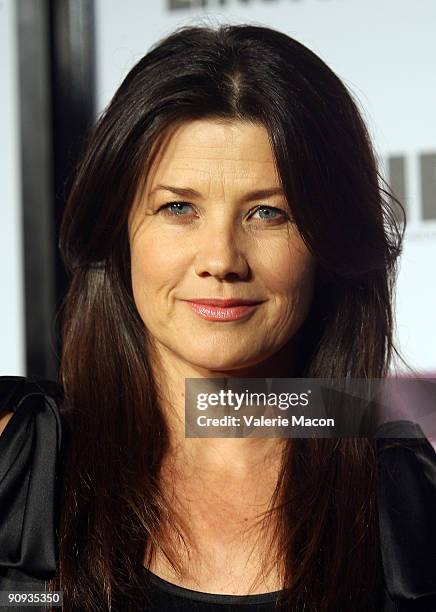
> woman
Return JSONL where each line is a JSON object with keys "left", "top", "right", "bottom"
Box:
{"left": 1, "top": 23, "right": 436, "bottom": 612}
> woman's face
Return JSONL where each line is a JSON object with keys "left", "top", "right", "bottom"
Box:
{"left": 128, "top": 118, "right": 316, "bottom": 374}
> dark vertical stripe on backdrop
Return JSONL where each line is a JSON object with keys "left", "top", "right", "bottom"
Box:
{"left": 16, "top": 0, "right": 96, "bottom": 379}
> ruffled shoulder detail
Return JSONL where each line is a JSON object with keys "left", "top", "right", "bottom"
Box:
{"left": 0, "top": 376, "right": 63, "bottom": 580}
{"left": 375, "top": 420, "right": 436, "bottom": 610}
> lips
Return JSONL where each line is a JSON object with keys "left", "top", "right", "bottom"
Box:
{"left": 184, "top": 299, "right": 262, "bottom": 321}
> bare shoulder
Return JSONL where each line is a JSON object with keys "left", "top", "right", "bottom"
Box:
{"left": 0, "top": 410, "right": 14, "bottom": 437}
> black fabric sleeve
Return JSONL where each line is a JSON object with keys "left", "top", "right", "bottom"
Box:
{"left": 0, "top": 376, "right": 63, "bottom": 588}
{"left": 375, "top": 420, "right": 436, "bottom": 611}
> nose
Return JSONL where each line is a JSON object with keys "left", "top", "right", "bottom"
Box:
{"left": 194, "top": 222, "right": 249, "bottom": 281}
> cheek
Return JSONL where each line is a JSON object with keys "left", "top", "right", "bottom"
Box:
{"left": 130, "top": 233, "right": 189, "bottom": 316}
{"left": 259, "top": 238, "right": 316, "bottom": 299}
{"left": 271, "top": 251, "right": 316, "bottom": 334}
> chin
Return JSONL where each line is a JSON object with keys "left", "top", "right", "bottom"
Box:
{"left": 186, "top": 353, "right": 252, "bottom": 373}
{"left": 198, "top": 361, "right": 246, "bottom": 373}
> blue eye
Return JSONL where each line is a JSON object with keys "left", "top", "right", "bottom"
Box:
{"left": 254, "top": 206, "right": 280, "bottom": 219}
{"left": 160, "top": 202, "right": 193, "bottom": 216}
{"left": 252, "top": 206, "right": 286, "bottom": 221}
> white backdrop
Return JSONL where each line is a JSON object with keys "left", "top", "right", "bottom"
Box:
{"left": 0, "top": 0, "right": 25, "bottom": 375}
{"left": 95, "top": 0, "right": 436, "bottom": 374}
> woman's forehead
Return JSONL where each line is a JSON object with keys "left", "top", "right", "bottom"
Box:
{"left": 152, "top": 118, "right": 274, "bottom": 163}
{"left": 145, "top": 119, "right": 279, "bottom": 187}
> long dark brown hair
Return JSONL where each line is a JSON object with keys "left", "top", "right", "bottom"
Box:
{"left": 50, "top": 23, "right": 406, "bottom": 611}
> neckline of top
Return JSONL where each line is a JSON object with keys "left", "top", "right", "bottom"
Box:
{"left": 142, "top": 566, "right": 283, "bottom": 605}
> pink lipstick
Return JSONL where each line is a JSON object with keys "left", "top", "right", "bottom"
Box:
{"left": 184, "top": 298, "right": 261, "bottom": 322}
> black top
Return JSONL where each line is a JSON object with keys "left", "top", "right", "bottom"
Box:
{"left": 1, "top": 376, "right": 436, "bottom": 611}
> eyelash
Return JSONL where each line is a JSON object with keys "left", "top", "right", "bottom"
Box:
{"left": 156, "top": 201, "right": 291, "bottom": 223}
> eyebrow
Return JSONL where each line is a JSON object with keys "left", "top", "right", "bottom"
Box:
{"left": 149, "top": 184, "right": 285, "bottom": 202}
